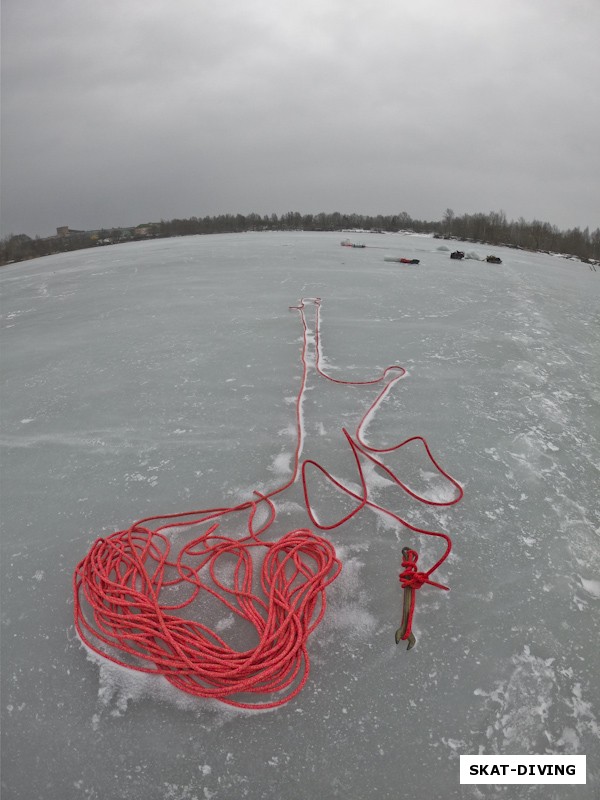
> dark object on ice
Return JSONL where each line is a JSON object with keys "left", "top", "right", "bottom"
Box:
{"left": 395, "top": 548, "right": 417, "bottom": 650}
{"left": 450, "top": 250, "right": 465, "bottom": 260}
{"left": 341, "top": 239, "right": 366, "bottom": 248}
{"left": 384, "top": 257, "right": 420, "bottom": 264}
{"left": 395, "top": 588, "right": 416, "bottom": 650}
{"left": 486, "top": 255, "right": 502, "bottom": 264}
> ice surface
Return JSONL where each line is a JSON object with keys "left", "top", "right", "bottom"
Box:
{"left": 1, "top": 231, "right": 599, "bottom": 799}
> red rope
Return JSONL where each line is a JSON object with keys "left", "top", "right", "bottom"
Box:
{"left": 73, "top": 298, "right": 462, "bottom": 708}
{"left": 296, "top": 297, "right": 462, "bottom": 644}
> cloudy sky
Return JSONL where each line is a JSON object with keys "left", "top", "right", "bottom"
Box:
{"left": 2, "top": 0, "right": 599, "bottom": 238}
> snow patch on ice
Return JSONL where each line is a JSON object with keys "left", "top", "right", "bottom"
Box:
{"left": 363, "top": 461, "right": 395, "bottom": 489}
{"left": 441, "top": 737, "right": 468, "bottom": 758}
{"left": 321, "top": 556, "right": 376, "bottom": 638}
{"left": 325, "top": 603, "right": 377, "bottom": 637}
{"left": 82, "top": 642, "right": 279, "bottom": 723}
{"left": 371, "top": 505, "right": 403, "bottom": 536}
{"left": 163, "top": 783, "right": 201, "bottom": 800}
{"left": 578, "top": 576, "right": 600, "bottom": 599}
{"left": 277, "top": 424, "right": 296, "bottom": 438}
{"left": 471, "top": 646, "right": 599, "bottom": 754}
{"left": 268, "top": 452, "right": 292, "bottom": 475}
{"left": 215, "top": 615, "right": 235, "bottom": 632}
{"left": 271, "top": 499, "right": 305, "bottom": 515}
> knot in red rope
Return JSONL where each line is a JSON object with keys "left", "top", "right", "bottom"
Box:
{"left": 399, "top": 548, "right": 448, "bottom": 592}
{"left": 400, "top": 569, "right": 429, "bottom": 590}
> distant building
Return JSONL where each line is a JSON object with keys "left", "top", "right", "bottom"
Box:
{"left": 132, "top": 223, "right": 159, "bottom": 237}
{"left": 56, "top": 226, "right": 87, "bottom": 237}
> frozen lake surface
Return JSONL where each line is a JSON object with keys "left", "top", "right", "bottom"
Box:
{"left": 1, "top": 231, "right": 599, "bottom": 799}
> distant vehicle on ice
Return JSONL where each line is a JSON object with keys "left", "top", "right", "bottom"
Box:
{"left": 384, "top": 257, "right": 420, "bottom": 264}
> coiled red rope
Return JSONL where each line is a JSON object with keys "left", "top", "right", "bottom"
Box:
{"left": 73, "top": 298, "right": 462, "bottom": 708}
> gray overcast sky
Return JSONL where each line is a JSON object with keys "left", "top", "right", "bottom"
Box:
{"left": 2, "top": 0, "right": 599, "bottom": 238}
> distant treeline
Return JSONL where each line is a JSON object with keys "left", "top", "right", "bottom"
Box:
{"left": 2, "top": 209, "right": 599, "bottom": 266}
